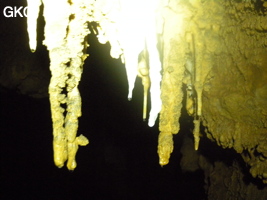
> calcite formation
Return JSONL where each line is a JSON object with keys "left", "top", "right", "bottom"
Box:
{"left": 27, "top": 0, "right": 91, "bottom": 170}
{"left": 26, "top": 0, "right": 267, "bottom": 187}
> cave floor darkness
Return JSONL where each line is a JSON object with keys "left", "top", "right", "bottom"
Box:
{"left": 0, "top": 86, "right": 206, "bottom": 200}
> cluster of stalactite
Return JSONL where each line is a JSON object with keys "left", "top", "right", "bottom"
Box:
{"left": 92, "top": 0, "right": 204, "bottom": 167}
{"left": 26, "top": 0, "right": 267, "bottom": 185}
{"left": 91, "top": 0, "right": 204, "bottom": 167}
{"left": 27, "top": 0, "right": 197, "bottom": 169}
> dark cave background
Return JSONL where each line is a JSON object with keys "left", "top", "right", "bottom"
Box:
{"left": 0, "top": 0, "right": 255, "bottom": 199}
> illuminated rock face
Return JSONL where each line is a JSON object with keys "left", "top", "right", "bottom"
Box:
{"left": 24, "top": 0, "right": 267, "bottom": 186}
{"left": 197, "top": 1, "right": 267, "bottom": 183}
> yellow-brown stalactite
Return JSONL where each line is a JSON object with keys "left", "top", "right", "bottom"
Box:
{"left": 158, "top": 1, "right": 189, "bottom": 165}
{"left": 27, "top": 0, "right": 91, "bottom": 170}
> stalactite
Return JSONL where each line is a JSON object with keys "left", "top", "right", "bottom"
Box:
{"left": 26, "top": 0, "right": 211, "bottom": 169}
{"left": 26, "top": 0, "right": 41, "bottom": 52}
{"left": 27, "top": 0, "right": 90, "bottom": 170}
{"left": 94, "top": 0, "right": 162, "bottom": 127}
{"left": 158, "top": 1, "right": 189, "bottom": 165}
{"left": 137, "top": 50, "right": 150, "bottom": 121}
{"left": 193, "top": 119, "right": 200, "bottom": 150}
{"left": 184, "top": 32, "right": 196, "bottom": 117}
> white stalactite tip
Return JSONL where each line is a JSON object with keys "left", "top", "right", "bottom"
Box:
{"left": 148, "top": 78, "right": 162, "bottom": 127}
{"left": 26, "top": 0, "right": 41, "bottom": 52}
{"left": 147, "top": 56, "right": 162, "bottom": 127}
{"left": 124, "top": 55, "right": 138, "bottom": 101}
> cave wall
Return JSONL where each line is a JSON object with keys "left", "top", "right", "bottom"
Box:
{"left": 155, "top": 0, "right": 267, "bottom": 184}
{"left": 195, "top": 0, "right": 267, "bottom": 182}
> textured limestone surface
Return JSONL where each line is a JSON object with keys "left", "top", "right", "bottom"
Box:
{"left": 197, "top": 0, "right": 267, "bottom": 183}
{"left": 157, "top": 0, "right": 267, "bottom": 176}
{"left": 160, "top": 0, "right": 267, "bottom": 185}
